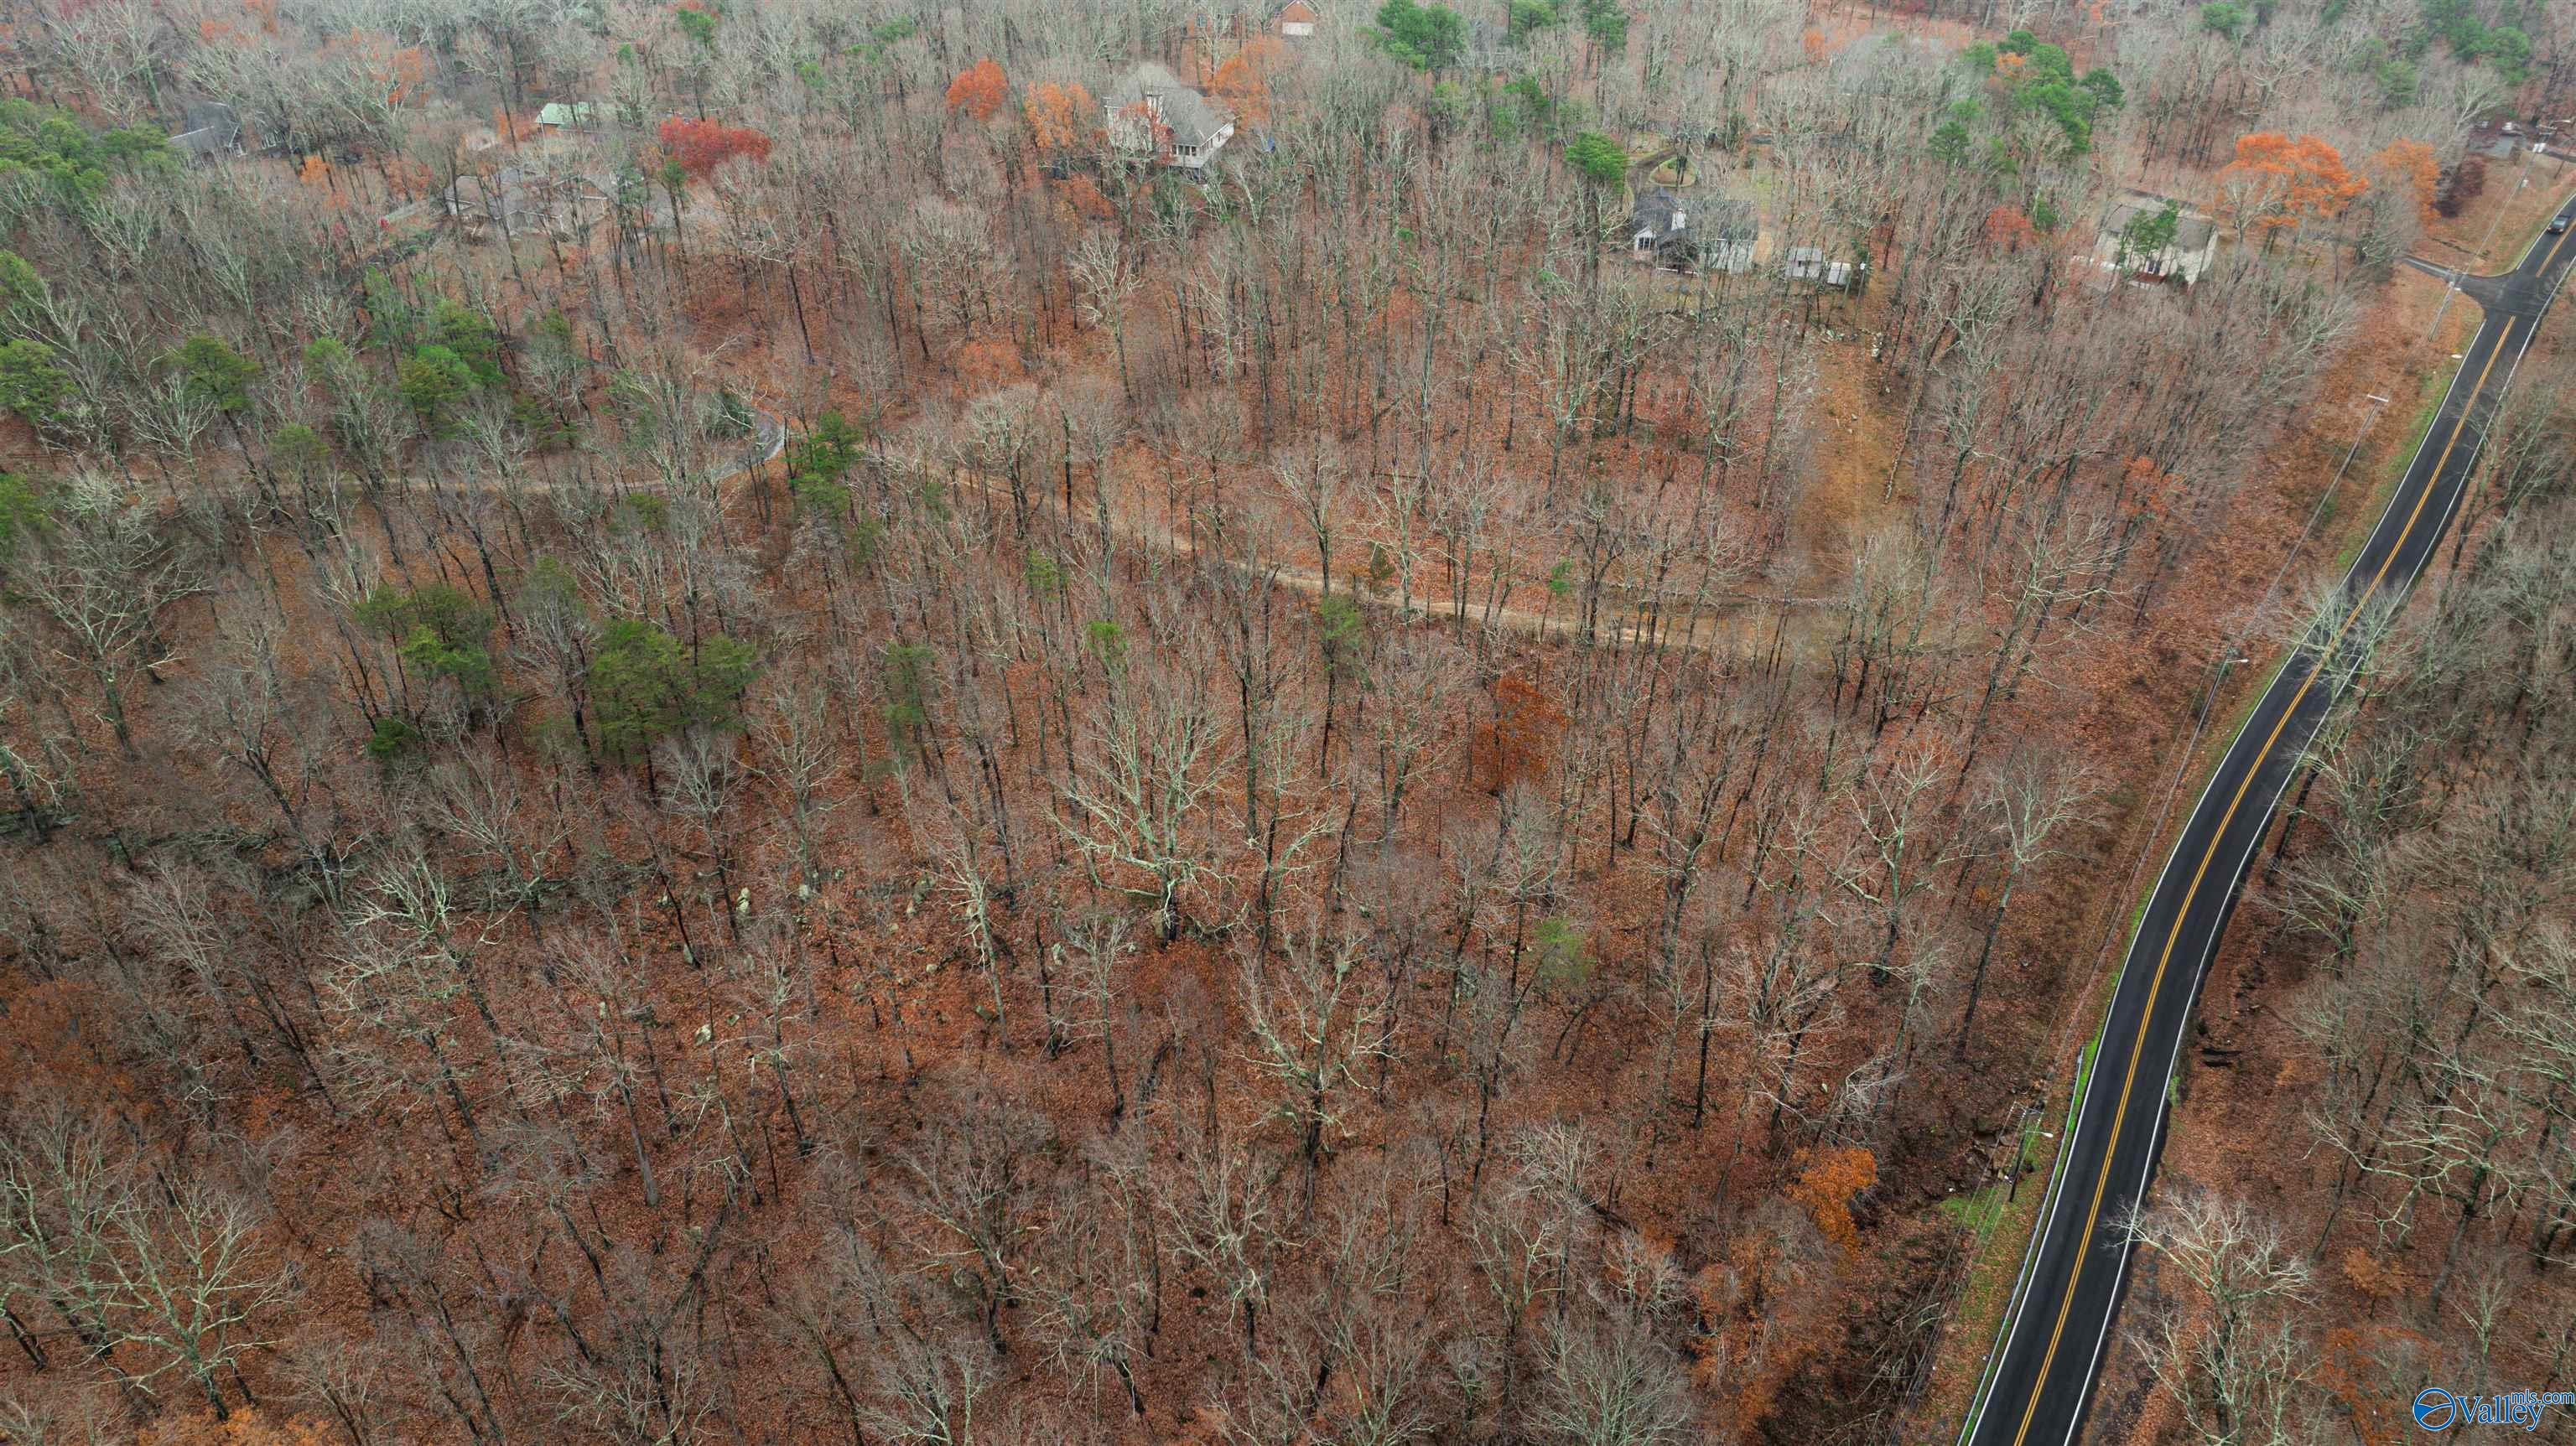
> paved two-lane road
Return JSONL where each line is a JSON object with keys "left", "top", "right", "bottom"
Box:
{"left": 1962, "top": 204, "right": 2576, "bottom": 1446}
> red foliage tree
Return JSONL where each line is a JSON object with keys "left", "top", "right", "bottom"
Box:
{"left": 1023, "top": 80, "right": 1099, "bottom": 153}
{"left": 1983, "top": 205, "right": 2038, "bottom": 250}
{"left": 945, "top": 58, "right": 1009, "bottom": 122}
{"left": 1785, "top": 1145, "right": 1877, "bottom": 1255}
{"left": 656, "top": 117, "right": 771, "bottom": 178}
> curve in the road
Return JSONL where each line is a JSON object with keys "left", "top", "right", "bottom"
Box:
{"left": 1961, "top": 202, "right": 2576, "bottom": 1446}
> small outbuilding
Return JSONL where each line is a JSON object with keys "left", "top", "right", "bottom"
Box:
{"left": 1275, "top": 1, "right": 1318, "bottom": 37}
{"left": 536, "top": 101, "right": 600, "bottom": 130}
{"left": 1783, "top": 246, "right": 1854, "bottom": 288}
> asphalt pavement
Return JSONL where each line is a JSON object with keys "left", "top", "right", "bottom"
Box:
{"left": 1960, "top": 201, "right": 2576, "bottom": 1446}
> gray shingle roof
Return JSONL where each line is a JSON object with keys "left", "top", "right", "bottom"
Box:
{"left": 1632, "top": 187, "right": 1682, "bottom": 237}
{"left": 2103, "top": 198, "right": 2215, "bottom": 251}
{"left": 169, "top": 100, "right": 239, "bottom": 158}
{"left": 182, "top": 101, "right": 238, "bottom": 135}
{"left": 170, "top": 127, "right": 231, "bottom": 158}
{"left": 1109, "top": 64, "right": 1233, "bottom": 150}
{"left": 1633, "top": 191, "right": 1756, "bottom": 243}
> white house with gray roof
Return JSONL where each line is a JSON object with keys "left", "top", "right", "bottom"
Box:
{"left": 1104, "top": 63, "right": 1236, "bottom": 173}
{"left": 2091, "top": 193, "right": 2219, "bottom": 285}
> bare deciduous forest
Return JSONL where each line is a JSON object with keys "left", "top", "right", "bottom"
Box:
{"left": 0, "top": 0, "right": 2572, "bottom": 1440}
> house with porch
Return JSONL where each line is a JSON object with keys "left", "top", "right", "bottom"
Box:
{"left": 1629, "top": 189, "right": 1758, "bottom": 272}
{"left": 1104, "top": 63, "right": 1237, "bottom": 173}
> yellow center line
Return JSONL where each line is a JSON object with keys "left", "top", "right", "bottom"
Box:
{"left": 1997, "top": 225, "right": 2570, "bottom": 1446}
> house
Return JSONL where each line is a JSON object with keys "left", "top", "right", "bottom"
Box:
{"left": 1275, "top": 1, "right": 1318, "bottom": 37}
{"left": 1629, "top": 189, "right": 1758, "bottom": 272}
{"left": 169, "top": 101, "right": 241, "bottom": 162}
{"left": 535, "top": 101, "right": 600, "bottom": 129}
{"left": 1104, "top": 63, "right": 1236, "bottom": 172}
{"left": 2091, "top": 193, "right": 2219, "bottom": 284}
{"left": 444, "top": 167, "right": 610, "bottom": 240}
{"left": 1783, "top": 246, "right": 1854, "bottom": 287}
{"left": 1631, "top": 188, "right": 1685, "bottom": 254}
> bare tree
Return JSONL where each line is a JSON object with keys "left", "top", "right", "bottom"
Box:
{"left": 1236, "top": 909, "right": 1392, "bottom": 1198}
{"left": 2119, "top": 1189, "right": 2325, "bottom": 1446}
{"left": 898, "top": 1084, "right": 1050, "bottom": 1354}
{"left": 0, "top": 1107, "right": 292, "bottom": 1423}
{"left": 1057, "top": 909, "right": 1138, "bottom": 1122}
{"left": 1055, "top": 624, "right": 1234, "bottom": 940}
{"left": 1068, "top": 234, "right": 1144, "bottom": 405}
{"left": 8, "top": 472, "right": 207, "bottom": 757}
{"left": 1156, "top": 1132, "right": 1279, "bottom": 1355}
{"left": 1959, "top": 747, "right": 2099, "bottom": 1055}
{"left": 1273, "top": 444, "right": 1354, "bottom": 596}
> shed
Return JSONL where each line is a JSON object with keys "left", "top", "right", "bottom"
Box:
{"left": 536, "top": 101, "right": 600, "bottom": 129}
{"left": 1782, "top": 246, "right": 1856, "bottom": 288}
{"left": 1275, "top": 1, "right": 1318, "bottom": 36}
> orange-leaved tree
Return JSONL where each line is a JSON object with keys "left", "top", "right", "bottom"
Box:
{"left": 1785, "top": 1145, "right": 1876, "bottom": 1255}
{"left": 2371, "top": 138, "right": 2440, "bottom": 227}
{"left": 657, "top": 117, "right": 771, "bottom": 178}
{"left": 1208, "top": 39, "right": 1283, "bottom": 125}
{"left": 946, "top": 58, "right": 1009, "bottom": 122}
{"left": 2218, "top": 132, "right": 2368, "bottom": 241}
{"left": 1709, "top": 1208, "right": 1844, "bottom": 1440}
{"left": 1024, "top": 80, "right": 1099, "bottom": 154}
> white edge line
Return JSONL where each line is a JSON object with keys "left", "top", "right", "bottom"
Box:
{"left": 1976, "top": 243, "right": 2555, "bottom": 1446}
{"left": 2054, "top": 280, "right": 2553, "bottom": 1446}
{"left": 1955, "top": 1064, "right": 2086, "bottom": 1444}
{"left": 1955, "top": 197, "right": 2575, "bottom": 1446}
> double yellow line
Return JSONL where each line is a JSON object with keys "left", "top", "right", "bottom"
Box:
{"left": 1998, "top": 220, "right": 2574, "bottom": 1446}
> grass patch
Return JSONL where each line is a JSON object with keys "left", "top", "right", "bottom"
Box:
{"left": 1943, "top": 1121, "right": 2062, "bottom": 1443}
{"left": 2489, "top": 172, "right": 2575, "bottom": 273}
{"left": 2070, "top": 1036, "right": 2101, "bottom": 1120}
{"left": 1940, "top": 1184, "right": 2007, "bottom": 1231}
{"left": 1940, "top": 1107, "right": 2047, "bottom": 1241}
